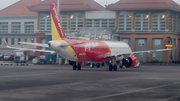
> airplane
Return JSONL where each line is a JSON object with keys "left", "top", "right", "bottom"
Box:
{"left": 2, "top": 3, "right": 177, "bottom": 71}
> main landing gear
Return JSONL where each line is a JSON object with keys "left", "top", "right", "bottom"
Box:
{"left": 68, "top": 60, "right": 81, "bottom": 71}
{"left": 109, "top": 57, "right": 118, "bottom": 71}
{"left": 109, "top": 63, "right": 117, "bottom": 71}
{"left": 73, "top": 63, "right": 81, "bottom": 70}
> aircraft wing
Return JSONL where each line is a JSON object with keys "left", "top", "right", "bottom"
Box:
{"left": 104, "top": 36, "right": 178, "bottom": 59}
{"left": 2, "top": 36, "right": 55, "bottom": 54}
{"left": 20, "top": 41, "right": 86, "bottom": 47}
{"left": 19, "top": 42, "right": 48, "bottom": 47}
{"left": 103, "top": 48, "right": 176, "bottom": 59}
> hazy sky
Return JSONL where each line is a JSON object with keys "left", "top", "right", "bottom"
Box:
{"left": 0, "top": 0, "right": 180, "bottom": 10}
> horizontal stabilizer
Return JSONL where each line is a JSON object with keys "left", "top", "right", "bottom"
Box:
{"left": 19, "top": 42, "right": 48, "bottom": 47}
{"left": 58, "top": 42, "right": 86, "bottom": 47}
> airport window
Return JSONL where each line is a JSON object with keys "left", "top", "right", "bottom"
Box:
{"left": 41, "top": 38, "right": 45, "bottom": 44}
{"left": 86, "top": 19, "right": 115, "bottom": 28}
{"left": 118, "top": 15, "right": 132, "bottom": 31}
{"left": 31, "top": 38, "right": 34, "bottom": 43}
{"left": 138, "top": 40, "right": 145, "bottom": 46}
{"left": 109, "top": 19, "right": 115, "bottom": 28}
{"left": 169, "top": 13, "right": 171, "bottom": 30}
{"left": 177, "top": 15, "right": 180, "bottom": 32}
{"left": 70, "top": 15, "right": 83, "bottom": 31}
{"left": 41, "top": 38, "right": 45, "bottom": 49}
{"left": 152, "top": 14, "right": 165, "bottom": 31}
{"left": 24, "top": 38, "right": 27, "bottom": 42}
{"left": 86, "top": 19, "right": 93, "bottom": 27}
{"left": 11, "top": 22, "right": 21, "bottom": 33}
{"left": 40, "top": 13, "right": 67, "bottom": 31}
{"left": 40, "top": 15, "right": 46, "bottom": 30}
{"left": 173, "top": 12, "right": 176, "bottom": 31}
{"left": 94, "top": 19, "right": 100, "bottom": 27}
{"left": 40, "top": 14, "right": 51, "bottom": 31}
{"left": 155, "top": 39, "right": 161, "bottom": 46}
{"left": 11, "top": 38, "right": 14, "bottom": 45}
{"left": 0, "top": 22, "right": 8, "bottom": 33}
{"left": 18, "top": 38, "right": 21, "bottom": 45}
{"left": 60, "top": 15, "right": 68, "bottom": 31}
{"left": 25, "top": 22, "right": 34, "bottom": 33}
{"left": 122, "top": 39, "right": 129, "bottom": 45}
{"left": 5, "top": 38, "right": 8, "bottom": 44}
{"left": 135, "top": 14, "right": 149, "bottom": 31}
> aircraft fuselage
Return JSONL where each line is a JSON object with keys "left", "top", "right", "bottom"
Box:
{"left": 48, "top": 39, "right": 132, "bottom": 62}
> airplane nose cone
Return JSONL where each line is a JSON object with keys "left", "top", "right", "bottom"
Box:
{"left": 48, "top": 42, "right": 51, "bottom": 47}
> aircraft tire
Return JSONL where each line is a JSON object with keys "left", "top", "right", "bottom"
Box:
{"left": 77, "top": 64, "right": 81, "bottom": 70}
{"left": 119, "top": 65, "right": 123, "bottom": 68}
{"left": 96, "top": 63, "right": 100, "bottom": 68}
{"left": 101, "top": 62, "right": 104, "bottom": 66}
{"left": 109, "top": 64, "right": 113, "bottom": 71}
{"left": 113, "top": 65, "right": 117, "bottom": 71}
{"left": 73, "top": 64, "right": 76, "bottom": 70}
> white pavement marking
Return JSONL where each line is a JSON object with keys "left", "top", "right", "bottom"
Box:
{"left": 82, "top": 82, "right": 180, "bottom": 101}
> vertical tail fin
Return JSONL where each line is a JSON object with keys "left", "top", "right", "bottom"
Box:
{"left": 2, "top": 36, "right": 8, "bottom": 47}
{"left": 50, "top": 4, "right": 67, "bottom": 40}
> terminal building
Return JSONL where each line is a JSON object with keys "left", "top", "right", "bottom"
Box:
{"left": 0, "top": 0, "right": 180, "bottom": 63}
{"left": 0, "top": 0, "right": 41, "bottom": 58}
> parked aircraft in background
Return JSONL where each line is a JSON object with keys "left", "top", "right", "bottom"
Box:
{"left": 3, "top": 4, "right": 177, "bottom": 71}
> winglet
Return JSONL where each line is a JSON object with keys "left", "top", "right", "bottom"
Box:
{"left": 2, "top": 36, "right": 8, "bottom": 47}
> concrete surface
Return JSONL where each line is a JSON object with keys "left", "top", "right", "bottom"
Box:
{"left": 0, "top": 64, "right": 180, "bottom": 101}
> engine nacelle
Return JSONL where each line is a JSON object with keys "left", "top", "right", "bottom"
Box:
{"left": 122, "top": 55, "right": 138, "bottom": 68}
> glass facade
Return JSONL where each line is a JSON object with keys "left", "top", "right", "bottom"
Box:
{"left": 177, "top": 14, "right": 180, "bottom": 32}
{"left": 38, "top": 11, "right": 179, "bottom": 32}
{"left": 135, "top": 14, "right": 149, "bottom": 31}
{"left": 70, "top": 13, "right": 83, "bottom": 31}
{"left": 0, "top": 22, "right": 8, "bottom": 33}
{"left": 40, "top": 14, "right": 51, "bottom": 31}
{"left": 169, "top": 13, "right": 171, "bottom": 30}
{"left": 86, "top": 19, "right": 115, "bottom": 28}
{"left": 18, "top": 38, "right": 21, "bottom": 45}
{"left": 60, "top": 15, "right": 68, "bottom": 31}
{"left": 11, "top": 22, "right": 21, "bottom": 33}
{"left": 118, "top": 15, "right": 132, "bottom": 31}
{"left": 11, "top": 38, "right": 14, "bottom": 45}
{"left": 173, "top": 12, "right": 176, "bottom": 31}
{"left": 25, "top": 22, "right": 34, "bottom": 33}
{"left": 40, "top": 12, "right": 68, "bottom": 31}
{"left": 152, "top": 14, "right": 165, "bottom": 31}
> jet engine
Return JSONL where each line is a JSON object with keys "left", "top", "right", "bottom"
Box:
{"left": 122, "top": 55, "right": 138, "bottom": 68}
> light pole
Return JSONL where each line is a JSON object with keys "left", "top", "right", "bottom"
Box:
{"left": 57, "top": 0, "right": 60, "bottom": 15}
{"left": 57, "top": 0, "right": 60, "bottom": 63}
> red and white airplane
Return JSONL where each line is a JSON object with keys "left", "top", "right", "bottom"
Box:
{"left": 3, "top": 4, "right": 177, "bottom": 71}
